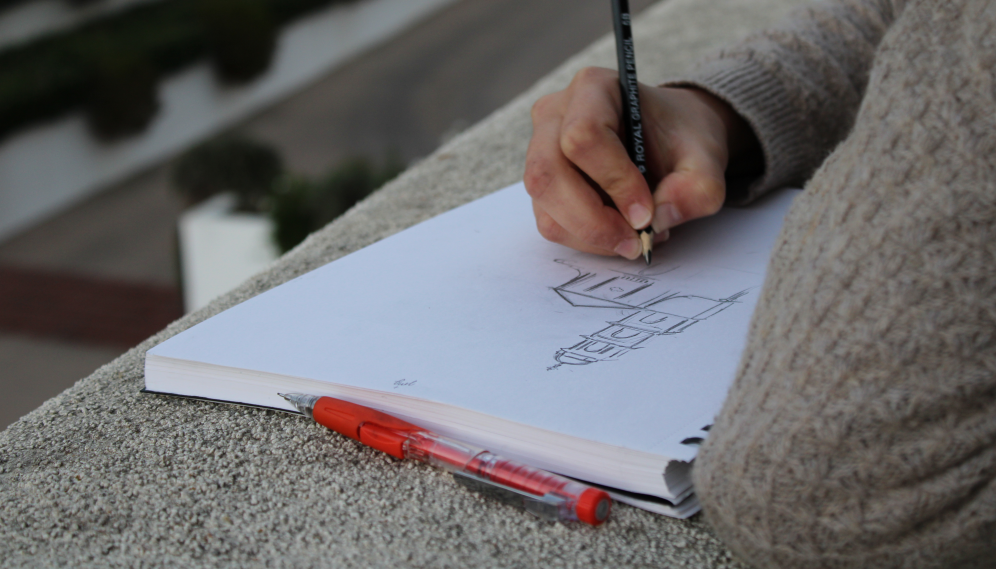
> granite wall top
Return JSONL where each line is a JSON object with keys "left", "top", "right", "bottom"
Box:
{"left": 0, "top": 1, "right": 804, "bottom": 566}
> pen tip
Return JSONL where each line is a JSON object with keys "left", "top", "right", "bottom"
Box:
{"left": 279, "top": 392, "right": 319, "bottom": 418}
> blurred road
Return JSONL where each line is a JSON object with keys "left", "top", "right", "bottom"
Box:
{"left": 243, "top": 0, "right": 655, "bottom": 175}
{"left": 0, "top": 0, "right": 656, "bottom": 429}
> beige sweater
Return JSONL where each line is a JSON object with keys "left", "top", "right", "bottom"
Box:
{"left": 670, "top": 1, "right": 996, "bottom": 567}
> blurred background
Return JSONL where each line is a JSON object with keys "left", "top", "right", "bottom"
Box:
{"left": 0, "top": 0, "right": 655, "bottom": 429}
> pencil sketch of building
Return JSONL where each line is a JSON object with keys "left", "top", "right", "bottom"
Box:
{"left": 548, "top": 261, "right": 750, "bottom": 369}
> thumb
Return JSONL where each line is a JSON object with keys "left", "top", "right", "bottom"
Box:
{"left": 650, "top": 148, "right": 726, "bottom": 238}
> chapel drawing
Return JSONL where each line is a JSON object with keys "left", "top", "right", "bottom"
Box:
{"left": 549, "top": 262, "right": 749, "bottom": 369}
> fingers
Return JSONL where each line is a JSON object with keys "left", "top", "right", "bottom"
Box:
{"left": 651, "top": 144, "right": 727, "bottom": 235}
{"left": 525, "top": 71, "right": 736, "bottom": 259}
{"left": 525, "top": 81, "right": 645, "bottom": 260}
{"left": 525, "top": 123, "right": 643, "bottom": 259}
{"left": 642, "top": 87, "right": 736, "bottom": 235}
{"left": 532, "top": 203, "right": 620, "bottom": 257}
{"left": 558, "top": 68, "right": 654, "bottom": 231}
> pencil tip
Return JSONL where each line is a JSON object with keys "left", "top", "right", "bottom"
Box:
{"left": 639, "top": 228, "right": 653, "bottom": 266}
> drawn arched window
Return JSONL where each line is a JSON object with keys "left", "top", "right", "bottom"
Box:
{"left": 609, "top": 328, "right": 642, "bottom": 339}
{"left": 639, "top": 313, "right": 668, "bottom": 324}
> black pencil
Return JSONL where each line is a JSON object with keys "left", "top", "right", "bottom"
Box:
{"left": 611, "top": 0, "right": 654, "bottom": 265}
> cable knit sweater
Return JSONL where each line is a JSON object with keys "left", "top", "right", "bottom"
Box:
{"left": 668, "top": 1, "right": 996, "bottom": 568}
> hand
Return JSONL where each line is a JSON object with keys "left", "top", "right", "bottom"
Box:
{"left": 524, "top": 66, "right": 753, "bottom": 259}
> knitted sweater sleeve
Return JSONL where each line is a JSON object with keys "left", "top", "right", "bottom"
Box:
{"left": 665, "top": 0, "right": 907, "bottom": 203}
{"left": 689, "top": 1, "right": 996, "bottom": 566}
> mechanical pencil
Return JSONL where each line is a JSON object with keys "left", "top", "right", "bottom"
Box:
{"left": 611, "top": 0, "right": 654, "bottom": 265}
{"left": 280, "top": 393, "right": 612, "bottom": 526}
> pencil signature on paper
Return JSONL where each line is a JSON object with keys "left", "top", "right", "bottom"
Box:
{"left": 393, "top": 379, "right": 417, "bottom": 389}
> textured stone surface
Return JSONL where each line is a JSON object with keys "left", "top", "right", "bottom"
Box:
{"left": 0, "top": 1, "right": 804, "bottom": 566}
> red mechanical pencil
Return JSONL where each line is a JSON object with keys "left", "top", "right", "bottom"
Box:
{"left": 280, "top": 393, "right": 612, "bottom": 526}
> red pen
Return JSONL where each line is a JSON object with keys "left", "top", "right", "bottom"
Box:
{"left": 280, "top": 393, "right": 612, "bottom": 525}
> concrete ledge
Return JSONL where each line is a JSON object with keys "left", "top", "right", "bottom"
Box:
{"left": 0, "top": 0, "right": 806, "bottom": 566}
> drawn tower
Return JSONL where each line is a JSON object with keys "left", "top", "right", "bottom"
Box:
{"left": 550, "top": 266, "right": 749, "bottom": 369}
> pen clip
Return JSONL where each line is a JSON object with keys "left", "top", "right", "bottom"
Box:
{"left": 451, "top": 471, "right": 570, "bottom": 522}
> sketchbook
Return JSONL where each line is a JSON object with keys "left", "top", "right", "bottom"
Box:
{"left": 145, "top": 182, "right": 797, "bottom": 518}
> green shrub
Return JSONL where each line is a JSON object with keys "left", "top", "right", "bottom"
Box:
{"left": 84, "top": 41, "right": 160, "bottom": 139}
{"left": 318, "top": 156, "right": 403, "bottom": 215}
{"left": 105, "top": 1, "right": 206, "bottom": 75}
{"left": 0, "top": 1, "right": 204, "bottom": 140}
{"left": 269, "top": 0, "right": 361, "bottom": 24}
{"left": 172, "top": 135, "right": 284, "bottom": 210}
{"left": 0, "top": 0, "right": 354, "bottom": 141}
{"left": 198, "top": 0, "right": 277, "bottom": 84}
{"left": 314, "top": 158, "right": 377, "bottom": 222}
{"left": 269, "top": 175, "right": 319, "bottom": 253}
{"left": 173, "top": 140, "right": 403, "bottom": 252}
{"left": 269, "top": 156, "right": 404, "bottom": 253}
{"left": 0, "top": 36, "right": 89, "bottom": 139}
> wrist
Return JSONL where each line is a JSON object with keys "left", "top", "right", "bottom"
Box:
{"left": 679, "top": 87, "right": 755, "bottom": 160}
{"left": 658, "top": 85, "right": 764, "bottom": 203}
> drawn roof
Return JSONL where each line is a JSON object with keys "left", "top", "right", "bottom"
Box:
{"left": 553, "top": 289, "right": 636, "bottom": 309}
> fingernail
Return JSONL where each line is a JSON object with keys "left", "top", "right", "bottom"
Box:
{"left": 652, "top": 203, "right": 683, "bottom": 233}
{"left": 653, "top": 229, "right": 670, "bottom": 244}
{"left": 614, "top": 238, "right": 642, "bottom": 260}
{"left": 627, "top": 203, "right": 652, "bottom": 230}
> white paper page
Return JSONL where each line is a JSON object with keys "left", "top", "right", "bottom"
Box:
{"left": 150, "top": 183, "right": 797, "bottom": 460}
